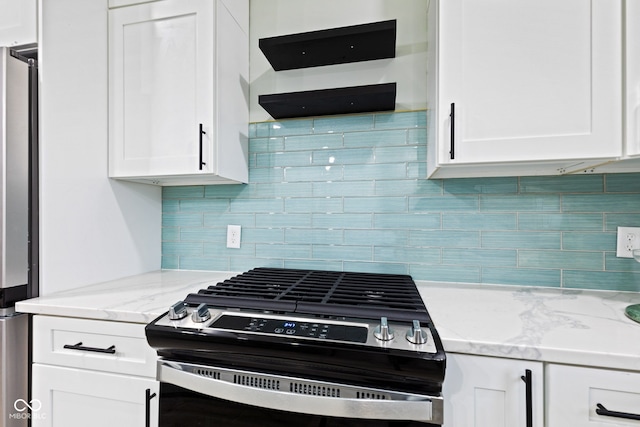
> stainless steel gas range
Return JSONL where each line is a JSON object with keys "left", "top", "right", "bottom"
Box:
{"left": 145, "top": 268, "right": 446, "bottom": 426}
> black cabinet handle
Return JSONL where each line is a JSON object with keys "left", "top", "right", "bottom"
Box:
{"left": 449, "top": 102, "right": 455, "bottom": 159}
{"left": 63, "top": 342, "right": 116, "bottom": 354}
{"left": 199, "top": 123, "right": 207, "bottom": 170}
{"left": 145, "top": 388, "right": 157, "bottom": 427}
{"left": 520, "top": 369, "right": 532, "bottom": 427}
{"left": 596, "top": 403, "right": 640, "bottom": 421}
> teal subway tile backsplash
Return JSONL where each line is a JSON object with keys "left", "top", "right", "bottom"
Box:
{"left": 163, "top": 186, "right": 204, "bottom": 199}
{"left": 442, "top": 248, "right": 517, "bottom": 267}
{"left": 518, "top": 213, "right": 604, "bottom": 231}
{"left": 563, "top": 194, "right": 640, "bottom": 212}
{"left": 344, "top": 129, "right": 407, "bottom": 148}
{"left": 344, "top": 197, "right": 406, "bottom": 213}
{"left": 409, "top": 230, "right": 480, "bottom": 248}
{"left": 518, "top": 250, "right": 603, "bottom": 270}
{"left": 481, "top": 231, "right": 560, "bottom": 250}
{"left": 442, "top": 213, "right": 516, "bottom": 230}
{"left": 605, "top": 213, "right": 640, "bottom": 230}
{"left": 312, "top": 245, "right": 373, "bottom": 262}
{"left": 163, "top": 111, "right": 640, "bottom": 292}
{"left": 312, "top": 213, "right": 373, "bottom": 229}
{"left": 480, "top": 195, "right": 560, "bottom": 212}
{"left": 314, "top": 115, "right": 373, "bottom": 133}
{"left": 606, "top": 173, "right": 640, "bottom": 193}
{"left": 519, "top": 175, "right": 604, "bottom": 193}
{"left": 481, "top": 268, "right": 561, "bottom": 287}
{"left": 562, "top": 232, "right": 616, "bottom": 251}
{"left": 374, "top": 111, "right": 427, "bottom": 129}
{"left": 313, "top": 181, "right": 376, "bottom": 197}
{"left": 444, "top": 177, "right": 518, "bottom": 194}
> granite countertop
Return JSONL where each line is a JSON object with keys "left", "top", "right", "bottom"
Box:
{"left": 16, "top": 270, "right": 640, "bottom": 372}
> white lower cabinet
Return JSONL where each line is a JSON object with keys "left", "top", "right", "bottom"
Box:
{"left": 32, "top": 365, "right": 159, "bottom": 427}
{"left": 31, "top": 315, "right": 159, "bottom": 427}
{"left": 442, "top": 353, "right": 543, "bottom": 427}
{"left": 546, "top": 364, "right": 640, "bottom": 426}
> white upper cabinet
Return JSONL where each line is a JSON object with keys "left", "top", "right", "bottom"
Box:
{"left": 549, "top": 0, "right": 640, "bottom": 173}
{"left": 427, "top": 0, "right": 623, "bottom": 178}
{"left": 109, "top": 0, "right": 248, "bottom": 186}
{"left": 0, "top": 0, "right": 37, "bottom": 47}
{"left": 616, "top": 0, "right": 640, "bottom": 169}
{"left": 627, "top": 0, "right": 640, "bottom": 159}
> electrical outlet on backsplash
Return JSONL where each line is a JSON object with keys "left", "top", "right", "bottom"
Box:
{"left": 161, "top": 110, "right": 640, "bottom": 292}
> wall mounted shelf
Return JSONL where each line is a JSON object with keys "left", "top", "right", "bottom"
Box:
{"left": 259, "top": 20, "right": 396, "bottom": 71}
{"left": 258, "top": 83, "right": 396, "bottom": 119}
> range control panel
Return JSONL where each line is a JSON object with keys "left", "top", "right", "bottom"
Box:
{"left": 154, "top": 303, "right": 439, "bottom": 353}
{"left": 212, "top": 315, "right": 369, "bottom": 343}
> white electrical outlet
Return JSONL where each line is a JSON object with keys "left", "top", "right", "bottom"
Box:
{"left": 616, "top": 226, "right": 640, "bottom": 258}
{"left": 227, "top": 225, "right": 241, "bottom": 249}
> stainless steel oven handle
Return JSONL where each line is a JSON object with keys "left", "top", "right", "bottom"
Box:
{"left": 158, "top": 360, "right": 443, "bottom": 424}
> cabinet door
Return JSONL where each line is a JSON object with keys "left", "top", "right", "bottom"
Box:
{"left": 32, "top": 364, "right": 159, "bottom": 427}
{"left": 442, "top": 353, "right": 543, "bottom": 427}
{"left": 436, "top": 0, "right": 621, "bottom": 166}
{"left": 109, "top": 0, "right": 214, "bottom": 178}
{"left": 547, "top": 364, "right": 640, "bottom": 426}
{"left": 0, "top": 0, "right": 36, "bottom": 46}
{"left": 627, "top": 0, "right": 640, "bottom": 158}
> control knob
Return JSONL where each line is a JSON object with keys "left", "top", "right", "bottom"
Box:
{"left": 373, "top": 317, "right": 394, "bottom": 341}
{"left": 168, "top": 301, "right": 188, "bottom": 320}
{"left": 192, "top": 303, "right": 211, "bottom": 323}
{"left": 405, "top": 320, "right": 428, "bottom": 345}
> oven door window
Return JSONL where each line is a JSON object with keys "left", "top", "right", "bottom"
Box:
{"left": 159, "top": 383, "right": 437, "bottom": 427}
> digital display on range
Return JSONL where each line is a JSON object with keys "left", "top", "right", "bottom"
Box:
{"left": 212, "top": 315, "right": 368, "bottom": 343}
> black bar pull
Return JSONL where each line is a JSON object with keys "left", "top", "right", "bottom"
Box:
{"left": 199, "top": 124, "right": 207, "bottom": 170}
{"left": 596, "top": 403, "right": 640, "bottom": 421}
{"left": 449, "top": 102, "right": 455, "bottom": 159}
{"left": 520, "top": 369, "right": 533, "bottom": 427}
{"left": 145, "top": 388, "right": 157, "bottom": 427}
{"left": 63, "top": 342, "right": 116, "bottom": 354}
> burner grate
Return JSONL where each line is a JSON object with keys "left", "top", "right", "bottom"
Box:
{"left": 185, "top": 268, "right": 430, "bottom": 322}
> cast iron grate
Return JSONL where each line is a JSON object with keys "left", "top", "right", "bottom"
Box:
{"left": 184, "top": 267, "right": 430, "bottom": 322}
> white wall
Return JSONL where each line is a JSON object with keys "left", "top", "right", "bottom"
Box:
{"left": 38, "top": 0, "right": 160, "bottom": 294}
{"left": 249, "top": 0, "right": 428, "bottom": 122}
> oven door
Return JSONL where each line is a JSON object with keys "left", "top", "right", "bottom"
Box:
{"left": 157, "top": 360, "right": 443, "bottom": 427}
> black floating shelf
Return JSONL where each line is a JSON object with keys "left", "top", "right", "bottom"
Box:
{"left": 258, "top": 83, "right": 396, "bottom": 119}
{"left": 259, "top": 20, "right": 396, "bottom": 71}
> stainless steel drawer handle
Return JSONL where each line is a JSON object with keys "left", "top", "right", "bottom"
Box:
{"left": 596, "top": 403, "right": 640, "bottom": 421}
{"left": 63, "top": 342, "right": 116, "bottom": 354}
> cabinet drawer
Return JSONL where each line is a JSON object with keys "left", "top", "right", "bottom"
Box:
{"left": 33, "top": 315, "right": 157, "bottom": 378}
{"left": 547, "top": 364, "right": 640, "bottom": 426}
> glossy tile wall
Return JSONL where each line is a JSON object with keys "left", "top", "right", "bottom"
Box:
{"left": 162, "top": 111, "right": 640, "bottom": 291}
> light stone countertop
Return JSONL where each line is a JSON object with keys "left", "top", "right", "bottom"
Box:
{"left": 16, "top": 270, "right": 235, "bottom": 324}
{"left": 416, "top": 282, "right": 640, "bottom": 372}
{"left": 16, "top": 270, "right": 640, "bottom": 372}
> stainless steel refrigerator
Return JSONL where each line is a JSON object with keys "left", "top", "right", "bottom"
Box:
{"left": 0, "top": 46, "right": 38, "bottom": 427}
